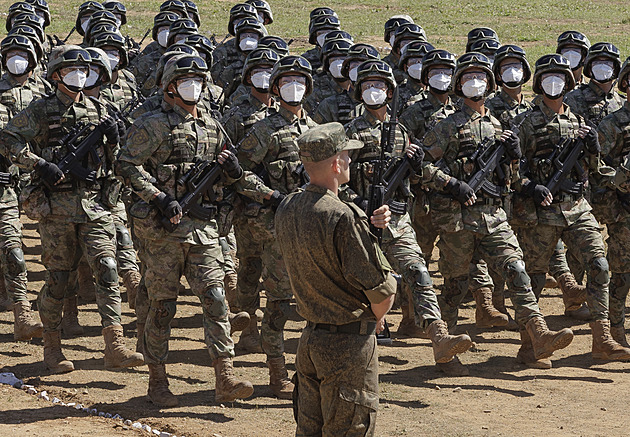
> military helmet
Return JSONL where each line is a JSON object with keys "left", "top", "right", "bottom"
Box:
{"left": 384, "top": 15, "right": 414, "bottom": 43}
{"left": 85, "top": 10, "right": 119, "bottom": 41}
{"left": 399, "top": 40, "right": 435, "bottom": 69}
{"left": 269, "top": 55, "right": 313, "bottom": 97}
{"left": 420, "top": 49, "right": 456, "bottom": 86}
{"left": 1, "top": 34, "right": 38, "bottom": 72}
{"left": 323, "top": 30, "right": 354, "bottom": 46}
{"left": 469, "top": 38, "right": 500, "bottom": 58}
{"left": 162, "top": 53, "right": 207, "bottom": 90}
{"left": 8, "top": 25, "right": 43, "bottom": 60}
{"left": 583, "top": 42, "right": 621, "bottom": 80}
{"left": 76, "top": 1, "right": 105, "bottom": 36}
{"left": 493, "top": 44, "right": 532, "bottom": 86}
{"left": 322, "top": 39, "right": 352, "bottom": 72}
{"left": 183, "top": 1, "right": 200, "bottom": 26}
{"left": 235, "top": 16, "right": 268, "bottom": 40}
{"left": 103, "top": 1, "right": 126, "bottom": 26}
{"left": 466, "top": 27, "right": 499, "bottom": 52}
{"left": 10, "top": 12, "right": 44, "bottom": 37}
{"left": 24, "top": 0, "right": 51, "bottom": 27}
{"left": 341, "top": 43, "right": 381, "bottom": 79}
{"left": 167, "top": 18, "right": 198, "bottom": 46}
{"left": 87, "top": 23, "right": 120, "bottom": 44}
{"left": 309, "top": 7, "right": 338, "bottom": 21}
{"left": 246, "top": 0, "right": 273, "bottom": 24}
{"left": 242, "top": 48, "right": 279, "bottom": 86}
{"left": 156, "top": 45, "right": 199, "bottom": 87}
{"left": 617, "top": 56, "right": 630, "bottom": 92}
{"left": 228, "top": 3, "right": 258, "bottom": 36}
{"left": 7, "top": 2, "right": 37, "bottom": 32}
{"left": 532, "top": 53, "right": 575, "bottom": 94}
{"left": 152, "top": 12, "right": 179, "bottom": 42}
{"left": 453, "top": 51, "right": 495, "bottom": 98}
{"left": 258, "top": 35, "right": 289, "bottom": 57}
{"left": 308, "top": 15, "right": 341, "bottom": 45}
{"left": 46, "top": 44, "right": 91, "bottom": 80}
{"left": 556, "top": 30, "right": 591, "bottom": 54}
{"left": 392, "top": 23, "right": 427, "bottom": 53}
{"left": 353, "top": 60, "right": 397, "bottom": 101}
{"left": 92, "top": 31, "right": 128, "bottom": 69}
{"left": 183, "top": 34, "right": 214, "bottom": 66}
{"left": 89, "top": 9, "right": 118, "bottom": 27}
{"left": 85, "top": 46, "right": 113, "bottom": 83}
{"left": 160, "top": 0, "right": 188, "bottom": 19}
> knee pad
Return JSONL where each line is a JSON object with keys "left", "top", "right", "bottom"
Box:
{"left": 97, "top": 256, "right": 119, "bottom": 286}
{"left": 505, "top": 260, "right": 531, "bottom": 288}
{"left": 410, "top": 262, "right": 433, "bottom": 288}
{"left": 151, "top": 299, "right": 177, "bottom": 329}
{"left": 202, "top": 286, "right": 228, "bottom": 317}
{"left": 47, "top": 270, "right": 70, "bottom": 300}
{"left": 590, "top": 257, "right": 610, "bottom": 286}
{"left": 6, "top": 247, "right": 26, "bottom": 276}
{"left": 115, "top": 225, "right": 133, "bottom": 248}
{"left": 267, "top": 299, "right": 291, "bottom": 332}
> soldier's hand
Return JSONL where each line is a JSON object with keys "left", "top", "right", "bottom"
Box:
{"left": 406, "top": 142, "right": 425, "bottom": 173}
{"left": 218, "top": 149, "right": 243, "bottom": 179}
{"left": 533, "top": 184, "right": 553, "bottom": 206}
{"left": 500, "top": 129, "right": 522, "bottom": 160}
{"left": 116, "top": 118, "right": 127, "bottom": 141}
{"left": 153, "top": 192, "right": 183, "bottom": 224}
{"left": 376, "top": 317, "right": 386, "bottom": 334}
{"left": 578, "top": 125, "right": 600, "bottom": 154}
{"left": 445, "top": 177, "right": 477, "bottom": 206}
{"left": 370, "top": 204, "right": 391, "bottom": 229}
{"left": 101, "top": 115, "right": 120, "bottom": 144}
{"left": 267, "top": 190, "right": 286, "bottom": 210}
{"left": 35, "top": 158, "right": 64, "bottom": 186}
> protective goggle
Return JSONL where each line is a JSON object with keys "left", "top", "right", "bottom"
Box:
{"left": 357, "top": 60, "right": 392, "bottom": 76}
{"left": 557, "top": 31, "right": 590, "bottom": 47}
{"left": 348, "top": 44, "right": 380, "bottom": 60}
{"left": 259, "top": 37, "right": 289, "bottom": 54}
{"left": 277, "top": 55, "right": 311, "bottom": 72}
{"left": 172, "top": 55, "right": 207, "bottom": 71}
{"left": 247, "top": 48, "right": 280, "bottom": 64}
{"left": 309, "top": 15, "right": 340, "bottom": 32}
{"left": 310, "top": 7, "right": 338, "bottom": 20}
{"left": 461, "top": 71, "right": 488, "bottom": 81}
{"left": 104, "top": 1, "right": 127, "bottom": 14}
{"left": 467, "top": 28, "right": 498, "bottom": 42}
{"left": 589, "top": 43, "right": 620, "bottom": 58}
{"left": 170, "top": 19, "right": 197, "bottom": 32}
{"left": 423, "top": 50, "right": 456, "bottom": 65}
{"left": 60, "top": 48, "right": 92, "bottom": 64}
{"left": 537, "top": 54, "right": 571, "bottom": 70}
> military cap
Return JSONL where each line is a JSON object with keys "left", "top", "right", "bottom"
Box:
{"left": 298, "top": 122, "right": 363, "bottom": 163}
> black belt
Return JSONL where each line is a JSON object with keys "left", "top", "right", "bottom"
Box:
{"left": 307, "top": 320, "right": 376, "bottom": 336}
{"left": 553, "top": 193, "right": 583, "bottom": 204}
{"left": 475, "top": 196, "right": 503, "bottom": 206}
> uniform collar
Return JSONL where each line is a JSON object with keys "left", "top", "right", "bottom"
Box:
{"left": 461, "top": 101, "right": 485, "bottom": 121}
{"left": 277, "top": 104, "right": 307, "bottom": 124}
{"left": 427, "top": 90, "right": 450, "bottom": 108}
{"left": 305, "top": 183, "right": 336, "bottom": 198}
{"left": 587, "top": 80, "right": 610, "bottom": 98}
{"left": 498, "top": 89, "right": 521, "bottom": 107}
{"left": 4, "top": 73, "right": 37, "bottom": 87}
{"left": 405, "top": 77, "right": 424, "bottom": 94}
{"left": 537, "top": 97, "right": 572, "bottom": 119}
{"left": 56, "top": 88, "right": 85, "bottom": 108}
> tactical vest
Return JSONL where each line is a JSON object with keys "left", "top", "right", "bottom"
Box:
{"left": 578, "top": 84, "right": 621, "bottom": 122}
{"left": 454, "top": 113, "right": 502, "bottom": 160}
{"left": 0, "top": 78, "right": 49, "bottom": 117}
{"left": 337, "top": 92, "right": 357, "bottom": 125}
{"left": 609, "top": 108, "right": 630, "bottom": 163}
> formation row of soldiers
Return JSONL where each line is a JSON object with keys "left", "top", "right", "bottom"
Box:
{"left": 0, "top": 0, "right": 629, "bottom": 416}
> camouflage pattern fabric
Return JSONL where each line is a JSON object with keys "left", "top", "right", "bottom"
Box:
{"left": 0, "top": 206, "right": 28, "bottom": 303}
{"left": 564, "top": 81, "right": 624, "bottom": 123}
{"left": 312, "top": 89, "right": 363, "bottom": 126}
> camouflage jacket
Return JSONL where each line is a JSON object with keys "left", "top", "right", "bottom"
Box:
{"left": 382, "top": 52, "right": 405, "bottom": 84}
{"left": 100, "top": 70, "right": 138, "bottom": 110}
{"left": 398, "top": 75, "right": 425, "bottom": 113}
{"left": 303, "top": 73, "right": 343, "bottom": 116}
{"left": 484, "top": 89, "right": 533, "bottom": 129}
{"left": 313, "top": 88, "right": 363, "bottom": 125}
{"left": 221, "top": 92, "right": 274, "bottom": 145}
{"left": 132, "top": 44, "right": 166, "bottom": 98}
{"left": 399, "top": 91, "right": 457, "bottom": 142}
{"left": 0, "top": 73, "right": 52, "bottom": 125}
{"left": 564, "top": 80, "right": 624, "bottom": 124}
{"left": 211, "top": 39, "right": 246, "bottom": 99}
{"left": 301, "top": 46, "right": 322, "bottom": 71}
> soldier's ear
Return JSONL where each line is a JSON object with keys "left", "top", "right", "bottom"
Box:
{"left": 387, "top": 87, "right": 393, "bottom": 99}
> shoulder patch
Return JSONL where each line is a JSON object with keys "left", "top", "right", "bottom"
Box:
{"left": 127, "top": 125, "right": 150, "bottom": 146}
{"left": 240, "top": 131, "right": 259, "bottom": 152}
{"left": 11, "top": 111, "right": 29, "bottom": 128}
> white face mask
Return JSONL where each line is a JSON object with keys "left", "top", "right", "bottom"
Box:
{"left": 329, "top": 59, "right": 344, "bottom": 79}
{"left": 257, "top": 12, "right": 265, "bottom": 22}
{"left": 279, "top": 81, "right": 307, "bottom": 104}
{"left": 349, "top": 66, "right": 359, "bottom": 82}
{"left": 240, "top": 36, "right": 258, "bottom": 52}
{"left": 251, "top": 71, "right": 270, "bottom": 90}
{"left": 157, "top": 29, "right": 169, "bottom": 48}
{"left": 428, "top": 73, "right": 451, "bottom": 91}
{"left": 591, "top": 62, "right": 614, "bottom": 82}
{"left": 114, "top": 18, "right": 122, "bottom": 28}
{"left": 316, "top": 31, "right": 330, "bottom": 48}
{"left": 561, "top": 49, "right": 582, "bottom": 69}
{"left": 62, "top": 69, "right": 87, "bottom": 90}
{"left": 85, "top": 68, "right": 100, "bottom": 88}
{"left": 407, "top": 63, "right": 422, "bottom": 80}
{"left": 81, "top": 17, "right": 90, "bottom": 34}
{"left": 461, "top": 79, "right": 487, "bottom": 98}
{"left": 362, "top": 87, "right": 387, "bottom": 106}
{"left": 389, "top": 34, "right": 396, "bottom": 48}
{"left": 501, "top": 67, "right": 524, "bottom": 88}
{"left": 6, "top": 55, "right": 29, "bottom": 75}
{"left": 107, "top": 53, "right": 120, "bottom": 70}
{"left": 177, "top": 78, "right": 203, "bottom": 103}
{"left": 541, "top": 76, "right": 565, "bottom": 97}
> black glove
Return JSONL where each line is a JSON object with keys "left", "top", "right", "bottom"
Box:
{"left": 352, "top": 196, "right": 369, "bottom": 212}
{"left": 116, "top": 118, "right": 127, "bottom": 142}
{"left": 445, "top": 177, "right": 475, "bottom": 205}
{"left": 532, "top": 184, "right": 552, "bottom": 205}
{"left": 35, "top": 158, "right": 64, "bottom": 186}
{"left": 101, "top": 115, "right": 120, "bottom": 144}
{"left": 584, "top": 126, "right": 600, "bottom": 154}
{"left": 408, "top": 144, "right": 425, "bottom": 173}
{"left": 502, "top": 130, "right": 522, "bottom": 160}
{"left": 219, "top": 149, "right": 243, "bottom": 179}
{"left": 267, "top": 190, "right": 286, "bottom": 210}
{"left": 153, "top": 192, "right": 182, "bottom": 219}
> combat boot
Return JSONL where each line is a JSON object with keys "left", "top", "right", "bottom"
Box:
{"left": 427, "top": 319, "right": 473, "bottom": 364}
{"left": 492, "top": 289, "right": 518, "bottom": 331}
{"left": 122, "top": 270, "right": 141, "bottom": 311}
{"left": 397, "top": 301, "right": 428, "bottom": 338}
{"left": 236, "top": 317, "right": 263, "bottom": 354}
{"left": 436, "top": 356, "right": 469, "bottom": 376}
{"left": 544, "top": 274, "right": 558, "bottom": 289}
{"left": 229, "top": 311, "right": 250, "bottom": 335}
{"left": 525, "top": 316, "right": 574, "bottom": 359}
{"left": 224, "top": 272, "right": 238, "bottom": 304}
{"left": 136, "top": 322, "right": 145, "bottom": 353}
{"left": 102, "top": 324, "right": 145, "bottom": 370}
{"left": 13, "top": 301, "right": 43, "bottom": 341}
{"left": 43, "top": 331, "right": 74, "bottom": 373}
{"left": 610, "top": 324, "right": 630, "bottom": 348}
{"left": 590, "top": 320, "right": 630, "bottom": 360}
{"left": 473, "top": 287, "right": 509, "bottom": 328}
{"left": 213, "top": 357, "right": 254, "bottom": 403}
{"left": 61, "top": 296, "right": 84, "bottom": 338}
{"left": 516, "top": 329, "right": 552, "bottom": 369}
{"left": 147, "top": 363, "right": 178, "bottom": 407}
{"left": 558, "top": 273, "right": 590, "bottom": 320}
{"left": 267, "top": 355, "right": 294, "bottom": 399}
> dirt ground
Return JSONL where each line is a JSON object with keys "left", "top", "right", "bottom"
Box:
{"left": 1, "top": 218, "right": 629, "bottom": 437}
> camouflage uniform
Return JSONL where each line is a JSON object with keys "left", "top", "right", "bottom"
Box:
{"left": 485, "top": 89, "right": 534, "bottom": 129}
{"left": 313, "top": 89, "right": 363, "bottom": 125}
{"left": 397, "top": 76, "right": 425, "bottom": 112}
{"left": 303, "top": 71, "right": 342, "bottom": 116}
{"left": 383, "top": 52, "right": 403, "bottom": 83}
{"left": 132, "top": 44, "right": 166, "bottom": 98}
{"left": 0, "top": 73, "right": 51, "bottom": 121}
{"left": 211, "top": 39, "right": 247, "bottom": 100}
{"left": 301, "top": 47, "right": 322, "bottom": 71}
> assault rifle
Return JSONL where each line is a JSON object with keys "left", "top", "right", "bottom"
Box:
{"left": 545, "top": 136, "right": 587, "bottom": 196}
{"left": 53, "top": 26, "right": 75, "bottom": 46}
{"left": 126, "top": 28, "right": 151, "bottom": 64}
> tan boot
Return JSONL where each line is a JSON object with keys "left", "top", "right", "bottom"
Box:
{"left": 147, "top": 363, "right": 178, "bottom": 407}
{"left": 61, "top": 296, "right": 84, "bottom": 338}
{"left": 13, "top": 301, "right": 43, "bottom": 341}
{"left": 102, "top": 324, "right": 145, "bottom": 370}
{"left": 516, "top": 329, "right": 552, "bottom": 369}
{"left": 224, "top": 272, "right": 238, "bottom": 304}
{"left": 473, "top": 287, "right": 508, "bottom": 328}
{"left": 122, "top": 270, "right": 141, "bottom": 311}
{"left": 43, "top": 331, "right": 74, "bottom": 373}
{"left": 492, "top": 289, "right": 518, "bottom": 331}
{"left": 526, "top": 316, "right": 574, "bottom": 359}
{"left": 558, "top": 273, "right": 587, "bottom": 311}
{"left": 436, "top": 356, "right": 469, "bottom": 376}
{"left": 236, "top": 317, "right": 263, "bottom": 354}
{"left": 213, "top": 357, "right": 254, "bottom": 403}
{"left": 229, "top": 311, "right": 250, "bottom": 335}
{"left": 267, "top": 355, "right": 294, "bottom": 399}
{"left": 136, "top": 322, "right": 145, "bottom": 353}
{"left": 610, "top": 324, "right": 630, "bottom": 348}
{"left": 427, "top": 319, "right": 473, "bottom": 364}
{"left": 397, "top": 301, "right": 428, "bottom": 338}
{"left": 590, "top": 319, "right": 630, "bottom": 360}
{"left": 544, "top": 274, "right": 558, "bottom": 289}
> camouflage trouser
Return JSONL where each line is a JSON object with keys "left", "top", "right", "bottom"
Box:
{"left": 141, "top": 236, "right": 233, "bottom": 365}
{"left": 606, "top": 218, "right": 630, "bottom": 327}
{"left": 548, "top": 239, "right": 585, "bottom": 284}
{"left": 37, "top": 215, "right": 121, "bottom": 332}
{"left": 218, "top": 231, "right": 237, "bottom": 276}
{"left": 295, "top": 325, "right": 378, "bottom": 437}
{"left": 437, "top": 221, "right": 543, "bottom": 328}
{"left": 129, "top": 215, "right": 149, "bottom": 325}
{"left": 0, "top": 206, "right": 28, "bottom": 303}
{"left": 410, "top": 194, "right": 438, "bottom": 262}
{"left": 233, "top": 213, "right": 264, "bottom": 314}
{"left": 518, "top": 211, "right": 609, "bottom": 321}
{"left": 382, "top": 214, "right": 441, "bottom": 328}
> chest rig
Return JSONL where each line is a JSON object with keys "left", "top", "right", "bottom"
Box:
{"left": 609, "top": 108, "right": 630, "bottom": 164}
{"left": 0, "top": 79, "right": 48, "bottom": 117}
